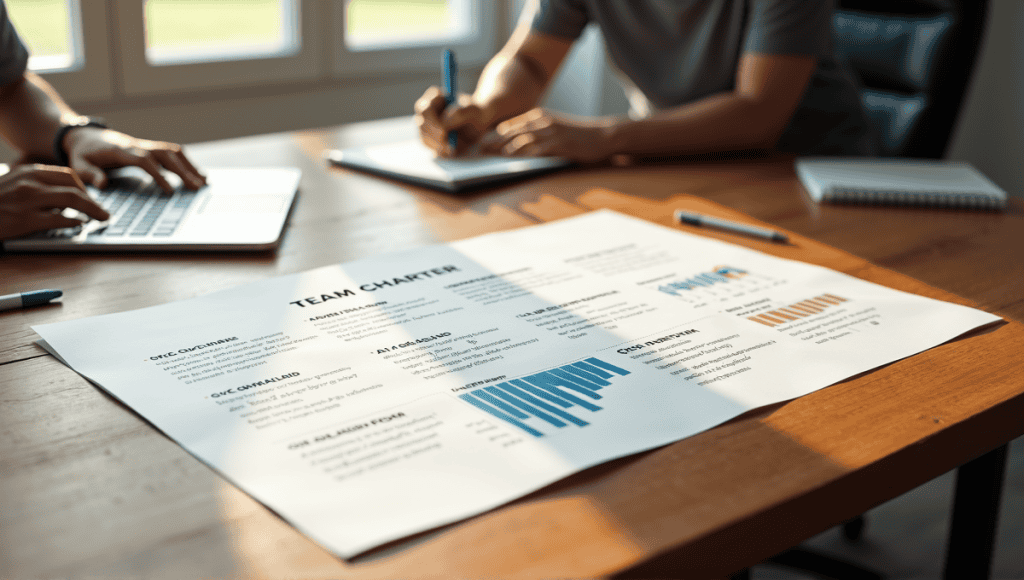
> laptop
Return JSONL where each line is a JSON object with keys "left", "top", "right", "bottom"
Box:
{"left": 3, "top": 166, "right": 301, "bottom": 252}
{"left": 326, "top": 139, "right": 570, "bottom": 193}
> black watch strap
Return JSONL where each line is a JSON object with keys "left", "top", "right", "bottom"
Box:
{"left": 53, "top": 117, "right": 107, "bottom": 166}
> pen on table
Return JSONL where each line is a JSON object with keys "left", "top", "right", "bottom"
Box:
{"left": 674, "top": 210, "right": 789, "bottom": 244}
{"left": 0, "top": 289, "right": 63, "bottom": 312}
{"left": 442, "top": 48, "right": 458, "bottom": 151}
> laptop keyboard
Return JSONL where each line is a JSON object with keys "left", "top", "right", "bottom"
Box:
{"left": 45, "top": 178, "right": 199, "bottom": 240}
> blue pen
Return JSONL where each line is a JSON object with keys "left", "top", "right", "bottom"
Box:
{"left": 442, "top": 49, "right": 458, "bottom": 151}
{"left": 0, "top": 289, "right": 62, "bottom": 312}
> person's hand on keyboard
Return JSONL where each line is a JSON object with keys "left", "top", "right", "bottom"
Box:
{"left": 0, "top": 164, "right": 110, "bottom": 240}
{"left": 62, "top": 127, "right": 207, "bottom": 193}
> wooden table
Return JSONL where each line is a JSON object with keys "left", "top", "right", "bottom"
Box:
{"left": 2, "top": 117, "right": 1022, "bottom": 579}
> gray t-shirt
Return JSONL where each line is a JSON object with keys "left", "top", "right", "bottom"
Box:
{"left": 531, "top": 0, "right": 874, "bottom": 155}
{"left": 0, "top": 1, "right": 28, "bottom": 86}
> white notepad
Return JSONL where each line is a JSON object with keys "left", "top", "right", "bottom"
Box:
{"left": 326, "top": 139, "right": 570, "bottom": 193}
{"left": 795, "top": 157, "right": 1007, "bottom": 210}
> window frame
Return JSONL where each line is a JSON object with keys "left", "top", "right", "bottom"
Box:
{"left": 24, "top": 0, "right": 506, "bottom": 108}
{"left": 112, "top": 0, "right": 326, "bottom": 97}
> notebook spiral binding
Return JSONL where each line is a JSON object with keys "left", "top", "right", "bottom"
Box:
{"left": 823, "top": 188, "right": 1005, "bottom": 209}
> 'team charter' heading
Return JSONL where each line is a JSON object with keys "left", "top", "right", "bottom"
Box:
{"left": 289, "top": 265, "right": 462, "bottom": 308}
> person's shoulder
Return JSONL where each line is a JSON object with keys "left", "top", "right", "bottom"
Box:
{"left": 529, "top": 0, "right": 591, "bottom": 40}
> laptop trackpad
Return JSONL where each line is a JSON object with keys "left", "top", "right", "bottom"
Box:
{"left": 200, "top": 194, "right": 289, "bottom": 214}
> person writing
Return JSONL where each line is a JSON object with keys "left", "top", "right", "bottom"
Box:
{"left": 416, "top": 0, "right": 874, "bottom": 163}
{"left": 0, "top": 0, "right": 205, "bottom": 241}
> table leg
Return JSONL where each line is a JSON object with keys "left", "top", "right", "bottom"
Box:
{"left": 944, "top": 443, "right": 1009, "bottom": 579}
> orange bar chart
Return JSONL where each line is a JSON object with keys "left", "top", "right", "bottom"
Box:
{"left": 747, "top": 294, "right": 850, "bottom": 328}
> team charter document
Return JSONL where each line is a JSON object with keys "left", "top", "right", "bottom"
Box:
{"left": 35, "top": 210, "right": 999, "bottom": 557}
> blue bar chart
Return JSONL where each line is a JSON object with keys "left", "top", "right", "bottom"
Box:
{"left": 657, "top": 265, "right": 748, "bottom": 295}
{"left": 656, "top": 265, "right": 785, "bottom": 304}
{"left": 458, "top": 357, "right": 631, "bottom": 437}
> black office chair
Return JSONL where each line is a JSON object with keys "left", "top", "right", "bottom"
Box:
{"left": 834, "top": 0, "right": 989, "bottom": 158}
{"left": 731, "top": 3, "right": 989, "bottom": 579}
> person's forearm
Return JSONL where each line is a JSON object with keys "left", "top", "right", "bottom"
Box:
{"left": 604, "top": 92, "right": 795, "bottom": 158}
{"left": 0, "top": 72, "right": 80, "bottom": 161}
{"left": 472, "top": 51, "right": 551, "bottom": 130}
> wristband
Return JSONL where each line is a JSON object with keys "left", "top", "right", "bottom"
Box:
{"left": 53, "top": 117, "right": 107, "bottom": 166}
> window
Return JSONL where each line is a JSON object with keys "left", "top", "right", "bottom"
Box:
{"left": 345, "top": 0, "right": 472, "bottom": 51}
{"left": 5, "top": 0, "right": 111, "bottom": 101}
{"left": 6, "top": 0, "right": 80, "bottom": 72}
{"left": 333, "top": 0, "right": 496, "bottom": 75}
{"left": 144, "top": 0, "right": 299, "bottom": 65}
{"left": 116, "top": 0, "right": 322, "bottom": 96}
{"left": 5, "top": 1, "right": 500, "bottom": 101}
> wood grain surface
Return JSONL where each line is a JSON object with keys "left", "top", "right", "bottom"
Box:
{"left": 2, "top": 117, "right": 1022, "bottom": 579}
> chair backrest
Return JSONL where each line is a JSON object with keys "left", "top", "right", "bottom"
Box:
{"left": 833, "top": 0, "right": 988, "bottom": 158}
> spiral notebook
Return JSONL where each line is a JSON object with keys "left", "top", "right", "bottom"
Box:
{"left": 795, "top": 158, "right": 1007, "bottom": 210}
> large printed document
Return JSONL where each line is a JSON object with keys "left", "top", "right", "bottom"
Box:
{"left": 34, "top": 210, "right": 1000, "bottom": 557}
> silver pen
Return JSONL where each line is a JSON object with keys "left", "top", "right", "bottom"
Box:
{"left": 674, "top": 210, "right": 789, "bottom": 244}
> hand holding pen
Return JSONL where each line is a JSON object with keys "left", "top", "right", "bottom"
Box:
{"left": 414, "top": 50, "right": 492, "bottom": 157}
